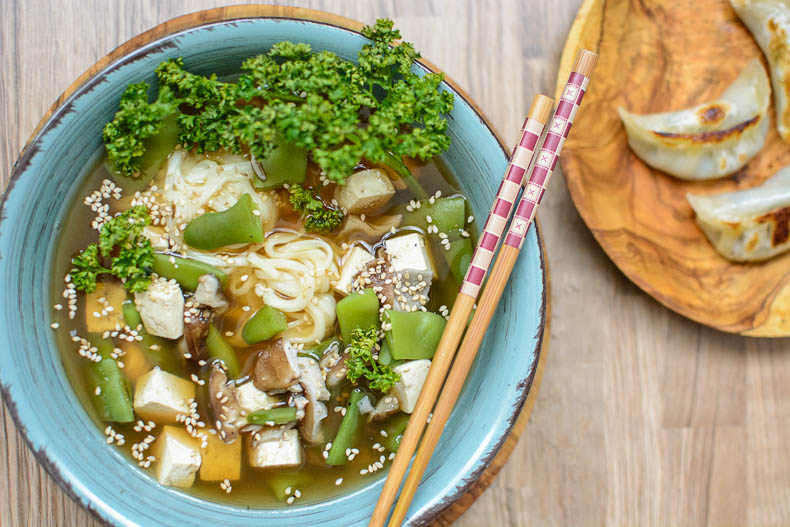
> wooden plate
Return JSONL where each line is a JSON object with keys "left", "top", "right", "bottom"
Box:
{"left": 557, "top": 0, "right": 790, "bottom": 336}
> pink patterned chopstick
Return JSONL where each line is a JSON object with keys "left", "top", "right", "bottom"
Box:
{"left": 505, "top": 50, "right": 597, "bottom": 249}
{"left": 460, "top": 95, "right": 554, "bottom": 297}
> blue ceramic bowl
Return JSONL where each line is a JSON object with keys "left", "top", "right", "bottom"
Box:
{"left": 0, "top": 10, "right": 546, "bottom": 527}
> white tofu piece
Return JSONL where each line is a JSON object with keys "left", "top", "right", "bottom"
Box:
{"left": 384, "top": 233, "right": 434, "bottom": 311}
{"left": 247, "top": 428, "right": 302, "bottom": 469}
{"left": 385, "top": 233, "right": 434, "bottom": 280}
{"left": 134, "top": 277, "right": 185, "bottom": 339}
{"left": 152, "top": 426, "right": 202, "bottom": 488}
{"left": 297, "top": 357, "right": 330, "bottom": 402}
{"left": 391, "top": 360, "right": 431, "bottom": 414}
{"left": 232, "top": 381, "right": 279, "bottom": 414}
{"left": 142, "top": 226, "right": 169, "bottom": 251}
{"left": 334, "top": 168, "right": 396, "bottom": 214}
{"left": 133, "top": 368, "right": 195, "bottom": 423}
{"left": 193, "top": 274, "right": 228, "bottom": 310}
{"left": 334, "top": 246, "right": 375, "bottom": 296}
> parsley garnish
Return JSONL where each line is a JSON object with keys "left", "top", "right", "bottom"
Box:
{"left": 103, "top": 19, "right": 453, "bottom": 199}
{"left": 70, "top": 206, "right": 154, "bottom": 293}
{"left": 289, "top": 184, "right": 344, "bottom": 234}
{"left": 346, "top": 326, "right": 400, "bottom": 393}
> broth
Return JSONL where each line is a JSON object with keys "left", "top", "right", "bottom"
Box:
{"left": 51, "top": 149, "right": 476, "bottom": 506}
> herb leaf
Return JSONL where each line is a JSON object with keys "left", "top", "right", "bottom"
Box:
{"left": 289, "top": 184, "right": 344, "bottom": 234}
{"left": 346, "top": 326, "right": 400, "bottom": 393}
{"left": 71, "top": 207, "right": 154, "bottom": 293}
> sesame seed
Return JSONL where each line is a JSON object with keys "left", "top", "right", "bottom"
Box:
{"left": 335, "top": 477, "right": 344, "bottom": 486}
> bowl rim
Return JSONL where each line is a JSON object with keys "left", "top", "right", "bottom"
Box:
{"left": 2, "top": 5, "right": 550, "bottom": 526}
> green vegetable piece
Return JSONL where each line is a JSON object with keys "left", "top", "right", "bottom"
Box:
{"left": 253, "top": 135, "right": 307, "bottom": 190}
{"left": 402, "top": 195, "right": 466, "bottom": 232}
{"left": 326, "top": 389, "right": 366, "bottom": 465}
{"left": 122, "top": 300, "right": 143, "bottom": 328}
{"left": 445, "top": 236, "right": 473, "bottom": 285}
{"left": 381, "top": 413, "right": 410, "bottom": 452}
{"left": 206, "top": 325, "right": 241, "bottom": 378}
{"left": 89, "top": 340, "right": 134, "bottom": 423}
{"left": 242, "top": 305, "right": 287, "bottom": 344}
{"left": 378, "top": 340, "right": 403, "bottom": 368}
{"left": 267, "top": 472, "right": 313, "bottom": 502}
{"left": 183, "top": 194, "right": 264, "bottom": 250}
{"left": 289, "top": 184, "right": 344, "bottom": 234}
{"left": 151, "top": 253, "right": 227, "bottom": 291}
{"left": 246, "top": 407, "right": 298, "bottom": 425}
{"left": 384, "top": 310, "right": 447, "bottom": 360}
{"left": 336, "top": 288, "right": 380, "bottom": 343}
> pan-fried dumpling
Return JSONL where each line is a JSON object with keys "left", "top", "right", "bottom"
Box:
{"left": 619, "top": 59, "right": 770, "bottom": 180}
{"left": 687, "top": 165, "right": 790, "bottom": 261}
{"left": 731, "top": 0, "right": 790, "bottom": 141}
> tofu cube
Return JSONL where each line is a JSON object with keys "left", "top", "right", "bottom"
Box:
{"left": 247, "top": 428, "right": 302, "bottom": 469}
{"left": 134, "top": 277, "right": 185, "bottom": 340}
{"left": 384, "top": 233, "right": 434, "bottom": 311}
{"left": 390, "top": 360, "right": 431, "bottom": 414}
{"left": 233, "top": 381, "right": 280, "bottom": 414}
{"left": 334, "top": 168, "right": 395, "bottom": 214}
{"left": 84, "top": 282, "right": 126, "bottom": 334}
{"left": 152, "top": 426, "right": 202, "bottom": 488}
{"left": 199, "top": 432, "right": 242, "bottom": 482}
{"left": 334, "top": 246, "right": 375, "bottom": 296}
{"left": 133, "top": 368, "right": 195, "bottom": 423}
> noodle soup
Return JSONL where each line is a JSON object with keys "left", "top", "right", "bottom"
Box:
{"left": 50, "top": 19, "right": 477, "bottom": 506}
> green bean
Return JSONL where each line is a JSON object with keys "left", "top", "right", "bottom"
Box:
{"left": 384, "top": 310, "right": 447, "bottom": 360}
{"left": 381, "top": 413, "right": 410, "bottom": 453}
{"left": 242, "top": 305, "right": 287, "bottom": 344}
{"left": 205, "top": 325, "right": 241, "bottom": 378}
{"left": 183, "top": 194, "right": 264, "bottom": 250}
{"left": 267, "top": 472, "right": 313, "bottom": 502}
{"left": 246, "top": 407, "right": 298, "bottom": 425}
{"left": 151, "top": 253, "right": 227, "bottom": 291}
{"left": 326, "top": 389, "right": 366, "bottom": 465}
{"left": 252, "top": 135, "right": 307, "bottom": 190}
{"left": 89, "top": 339, "right": 134, "bottom": 423}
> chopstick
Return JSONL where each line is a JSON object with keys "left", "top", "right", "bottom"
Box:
{"left": 385, "top": 48, "right": 598, "bottom": 527}
{"left": 368, "top": 93, "right": 554, "bottom": 527}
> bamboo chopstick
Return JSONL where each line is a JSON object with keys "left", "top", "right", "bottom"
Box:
{"left": 385, "top": 48, "right": 598, "bottom": 527}
{"left": 368, "top": 93, "right": 554, "bottom": 527}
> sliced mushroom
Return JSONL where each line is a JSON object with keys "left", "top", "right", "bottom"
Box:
{"left": 369, "top": 394, "right": 400, "bottom": 421}
{"left": 326, "top": 352, "right": 350, "bottom": 389}
{"left": 299, "top": 399, "right": 328, "bottom": 445}
{"left": 297, "top": 357, "right": 330, "bottom": 402}
{"left": 178, "top": 307, "right": 212, "bottom": 361}
{"left": 252, "top": 339, "right": 300, "bottom": 392}
{"left": 193, "top": 274, "right": 229, "bottom": 311}
{"left": 352, "top": 257, "right": 397, "bottom": 309}
{"left": 209, "top": 364, "right": 242, "bottom": 443}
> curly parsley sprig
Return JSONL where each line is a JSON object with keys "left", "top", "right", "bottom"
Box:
{"left": 103, "top": 19, "right": 453, "bottom": 199}
{"left": 346, "top": 326, "right": 400, "bottom": 393}
{"left": 70, "top": 206, "right": 154, "bottom": 293}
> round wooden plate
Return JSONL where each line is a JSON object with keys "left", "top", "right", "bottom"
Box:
{"left": 556, "top": 0, "right": 790, "bottom": 336}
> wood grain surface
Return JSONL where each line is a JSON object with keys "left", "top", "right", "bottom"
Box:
{"left": 4, "top": 1, "right": 790, "bottom": 526}
{"left": 559, "top": 0, "right": 790, "bottom": 336}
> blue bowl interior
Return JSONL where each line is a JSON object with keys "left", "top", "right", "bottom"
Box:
{"left": 0, "top": 17, "right": 545, "bottom": 527}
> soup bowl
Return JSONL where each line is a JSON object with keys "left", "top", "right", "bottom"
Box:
{"left": 0, "top": 6, "right": 547, "bottom": 526}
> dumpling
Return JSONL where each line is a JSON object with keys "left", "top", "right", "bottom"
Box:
{"left": 687, "top": 165, "right": 790, "bottom": 261}
{"left": 619, "top": 59, "right": 771, "bottom": 180}
{"left": 731, "top": 0, "right": 790, "bottom": 141}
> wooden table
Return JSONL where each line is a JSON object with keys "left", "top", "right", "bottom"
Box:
{"left": 2, "top": 1, "right": 787, "bottom": 525}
